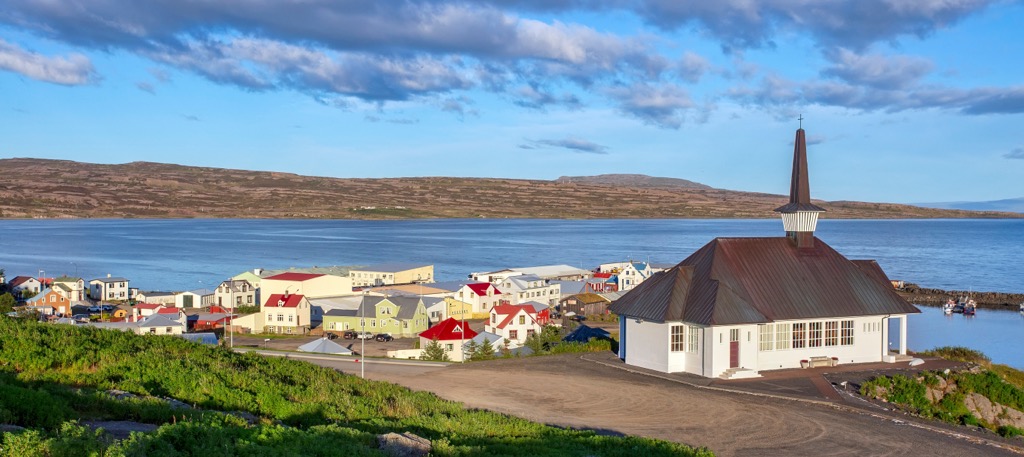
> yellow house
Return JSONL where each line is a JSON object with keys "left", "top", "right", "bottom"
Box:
{"left": 322, "top": 296, "right": 428, "bottom": 338}
{"left": 350, "top": 263, "right": 434, "bottom": 287}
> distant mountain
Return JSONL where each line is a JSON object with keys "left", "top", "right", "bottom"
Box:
{"left": 915, "top": 197, "right": 1024, "bottom": 214}
{"left": 0, "top": 158, "right": 1020, "bottom": 220}
{"left": 555, "top": 174, "right": 713, "bottom": 190}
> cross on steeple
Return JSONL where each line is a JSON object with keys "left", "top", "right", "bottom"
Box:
{"left": 798, "top": 114, "right": 803, "bottom": 129}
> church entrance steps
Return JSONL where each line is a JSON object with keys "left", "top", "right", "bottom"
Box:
{"left": 719, "top": 367, "right": 762, "bottom": 380}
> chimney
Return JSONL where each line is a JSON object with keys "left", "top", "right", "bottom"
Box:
{"left": 774, "top": 126, "right": 825, "bottom": 249}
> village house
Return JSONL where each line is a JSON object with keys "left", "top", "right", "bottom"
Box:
{"left": 452, "top": 282, "right": 505, "bottom": 317}
{"left": 321, "top": 295, "right": 429, "bottom": 338}
{"left": 559, "top": 293, "right": 612, "bottom": 317}
{"left": 349, "top": 263, "right": 434, "bottom": 288}
{"left": 495, "top": 274, "right": 561, "bottom": 307}
{"left": 52, "top": 276, "right": 85, "bottom": 301}
{"left": 134, "top": 291, "right": 176, "bottom": 306}
{"left": 260, "top": 272, "right": 353, "bottom": 299}
{"left": 261, "top": 293, "right": 312, "bottom": 334}
{"left": 470, "top": 264, "right": 592, "bottom": 283}
{"left": 610, "top": 128, "right": 920, "bottom": 379}
{"left": 8, "top": 276, "right": 42, "bottom": 297}
{"left": 214, "top": 279, "right": 257, "bottom": 309}
{"left": 26, "top": 288, "right": 73, "bottom": 315}
{"left": 484, "top": 303, "right": 548, "bottom": 347}
{"left": 419, "top": 317, "right": 478, "bottom": 362}
{"left": 174, "top": 289, "right": 214, "bottom": 308}
{"left": 88, "top": 275, "right": 130, "bottom": 301}
{"left": 232, "top": 269, "right": 266, "bottom": 290}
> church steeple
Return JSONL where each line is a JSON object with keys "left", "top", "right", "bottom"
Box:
{"left": 775, "top": 125, "right": 825, "bottom": 248}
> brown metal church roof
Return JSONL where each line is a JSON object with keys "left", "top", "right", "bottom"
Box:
{"left": 609, "top": 236, "right": 920, "bottom": 325}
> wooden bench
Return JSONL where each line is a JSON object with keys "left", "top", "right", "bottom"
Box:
{"left": 806, "top": 356, "right": 835, "bottom": 368}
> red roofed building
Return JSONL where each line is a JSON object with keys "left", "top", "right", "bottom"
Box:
{"left": 484, "top": 303, "right": 547, "bottom": 347}
{"left": 260, "top": 293, "right": 311, "bottom": 334}
{"left": 453, "top": 282, "right": 506, "bottom": 317}
{"left": 419, "top": 317, "right": 478, "bottom": 361}
{"left": 610, "top": 128, "right": 919, "bottom": 379}
{"left": 260, "top": 272, "right": 353, "bottom": 300}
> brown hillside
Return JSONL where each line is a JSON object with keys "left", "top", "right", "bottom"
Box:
{"left": 0, "top": 158, "right": 1019, "bottom": 220}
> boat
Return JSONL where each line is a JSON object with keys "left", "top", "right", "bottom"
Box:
{"left": 943, "top": 299, "right": 955, "bottom": 315}
{"left": 1018, "top": 302, "right": 1023, "bottom": 313}
{"left": 963, "top": 299, "right": 977, "bottom": 316}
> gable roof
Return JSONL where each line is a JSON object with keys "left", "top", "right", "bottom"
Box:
{"left": 491, "top": 304, "right": 538, "bottom": 329}
{"left": 138, "top": 314, "right": 184, "bottom": 328}
{"left": 419, "top": 317, "right": 478, "bottom": 341}
{"left": 560, "top": 293, "right": 610, "bottom": 305}
{"left": 264, "top": 293, "right": 306, "bottom": 308}
{"left": 134, "top": 303, "right": 162, "bottom": 310}
{"left": 9, "top": 276, "right": 38, "bottom": 287}
{"left": 466, "top": 283, "right": 500, "bottom": 296}
{"left": 91, "top": 277, "right": 128, "bottom": 283}
{"left": 609, "top": 237, "right": 919, "bottom": 326}
{"left": 264, "top": 272, "right": 323, "bottom": 282}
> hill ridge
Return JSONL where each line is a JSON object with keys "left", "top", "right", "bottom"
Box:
{"left": 0, "top": 158, "right": 1019, "bottom": 220}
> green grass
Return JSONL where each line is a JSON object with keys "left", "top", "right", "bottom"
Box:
{"left": 862, "top": 346, "right": 1024, "bottom": 433}
{"left": 0, "top": 318, "right": 711, "bottom": 456}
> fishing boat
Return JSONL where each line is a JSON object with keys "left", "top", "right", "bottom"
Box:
{"left": 943, "top": 299, "right": 955, "bottom": 315}
{"left": 963, "top": 299, "right": 977, "bottom": 316}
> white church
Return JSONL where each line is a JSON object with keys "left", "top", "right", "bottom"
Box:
{"left": 609, "top": 127, "right": 920, "bottom": 379}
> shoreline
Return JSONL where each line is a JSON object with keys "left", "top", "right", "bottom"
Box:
{"left": 899, "top": 284, "right": 1024, "bottom": 311}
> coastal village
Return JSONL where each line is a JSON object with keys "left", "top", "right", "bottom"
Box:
{"left": 0, "top": 128, "right": 927, "bottom": 377}
{"left": 2, "top": 128, "right": 1023, "bottom": 456}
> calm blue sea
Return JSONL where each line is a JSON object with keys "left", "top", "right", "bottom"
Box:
{"left": 1, "top": 218, "right": 1021, "bottom": 366}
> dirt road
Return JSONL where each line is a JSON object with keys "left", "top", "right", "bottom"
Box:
{"left": 367, "top": 354, "right": 1019, "bottom": 457}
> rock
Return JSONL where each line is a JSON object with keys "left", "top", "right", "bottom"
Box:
{"left": 377, "top": 432, "right": 432, "bottom": 457}
{"left": 0, "top": 424, "right": 26, "bottom": 433}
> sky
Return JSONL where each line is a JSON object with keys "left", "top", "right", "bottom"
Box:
{"left": 1, "top": 0, "right": 1023, "bottom": 204}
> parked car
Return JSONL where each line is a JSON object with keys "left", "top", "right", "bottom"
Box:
{"left": 342, "top": 330, "right": 358, "bottom": 339}
{"left": 87, "top": 306, "right": 101, "bottom": 313}
{"left": 374, "top": 333, "right": 394, "bottom": 342}
{"left": 355, "top": 331, "right": 375, "bottom": 340}
{"left": 100, "top": 304, "right": 114, "bottom": 311}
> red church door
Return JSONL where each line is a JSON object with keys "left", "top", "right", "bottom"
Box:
{"left": 729, "top": 329, "right": 739, "bottom": 368}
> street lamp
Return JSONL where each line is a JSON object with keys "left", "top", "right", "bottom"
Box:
{"left": 361, "top": 291, "right": 366, "bottom": 379}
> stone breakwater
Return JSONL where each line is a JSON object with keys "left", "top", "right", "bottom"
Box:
{"left": 899, "top": 284, "right": 1024, "bottom": 310}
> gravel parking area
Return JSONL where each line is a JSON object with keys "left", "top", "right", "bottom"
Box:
{"left": 369, "top": 353, "right": 1021, "bottom": 457}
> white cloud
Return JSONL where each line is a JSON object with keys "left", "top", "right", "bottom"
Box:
{"left": 0, "top": 39, "right": 96, "bottom": 85}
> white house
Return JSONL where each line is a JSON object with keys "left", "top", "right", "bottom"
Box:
{"left": 88, "top": 275, "right": 130, "bottom": 301}
{"left": 495, "top": 274, "right": 560, "bottom": 307}
{"left": 452, "top": 282, "right": 506, "bottom": 317}
{"left": 484, "top": 304, "right": 543, "bottom": 348}
{"left": 174, "top": 289, "right": 213, "bottom": 308}
{"left": 8, "top": 276, "right": 42, "bottom": 296}
{"left": 616, "top": 262, "right": 654, "bottom": 291}
{"left": 609, "top": 128, "right": 920, "bottom": 379}
{"left": 214, "top": 279, "right": 257, "bottom": 309}
{"left": 53, "top": 276, "right": 86, "bottom": 301}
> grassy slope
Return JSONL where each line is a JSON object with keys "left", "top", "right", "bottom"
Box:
{"left": 1, "top": 158, "right": 1017, "bottom": 219}
{"left": 0, "top": 319, "right": 710, "bottom": 456}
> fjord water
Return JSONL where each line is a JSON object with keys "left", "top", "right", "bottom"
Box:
{"left": 1, "top": 218, "right": 1021, "bottom": 366}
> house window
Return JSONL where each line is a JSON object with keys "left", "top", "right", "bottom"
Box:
{"left": 491, "top": 314, "right": 496, "bottom": 324}
{"left": 775, "top": 323, "right": 791, "bottom": 350}
{"left": 236, "top": 296, "right": 242, "bottom": 305}
{"left": 371, "top": 319, "right": 376, "bottom": 327}
{"left": 288, "top": 315, "right": 294, "bottom": 323}
{"left": 403, "top": 321, "right": 408, "bottom": 328}
{"left": 518, "top": 315, "right": 525, "bottom": 325}
{"left": 248, "top": 296, "right": 253, "bottom": 304}
{"left": 165, "top": 327, "right": 172, "bottom": 333}
{"left": 841, "top": 320, "right": 854, "bottom": 345}
{"left": 758, "top": 324, "right": 774, "bottom": 351}
{"left": 329, "top": 322, "right": 335, "bottom": 330}
{"left": 277, "top": 314, "right": 284, "bottom": 322}
{"left": 149, "top": 327, "right": 156, "bottom": 334}
{"left": 686, "top": 325, "right": 699, "bottom": 353}
{"left": 670, "top": 325, "right": 685, "bottom": 352}
{"left": 445, "top": 344, "right": 453, "bottom": 351}
{"left": 809, "top": 322, "right": 822, "bottom": 347}
{"left": 509, "top": 330, "right": 518, "bottom": 340}
{"left": 527, "top": 329, "right": 535, "bottom": 338}
{"left": 792, "top": 323, "right": 806, "bottom": 349}
{"left": 825, "top": 321, "right": 838, "bottom": 346}
{"left": 267, "top": 314, "right": 272, "bottom": 322}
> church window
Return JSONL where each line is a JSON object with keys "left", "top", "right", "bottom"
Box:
{"left": 670, "top": 325, "right": 685, "bottom": 352}
{"left": 809, "top": 322, "right": 822, "bottom": 347}
{"left": 824, "top": 321, "right": 838, "bottom": 346}
{"left": 759, "top": 324, "right": 774, "bottom": 351}
{"left": 841, "top": 320, "right": 854, "bottom": 345}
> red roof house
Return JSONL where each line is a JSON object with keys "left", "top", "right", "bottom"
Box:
{"left": 419, "top": 317, "right": 478, "bottom": 341}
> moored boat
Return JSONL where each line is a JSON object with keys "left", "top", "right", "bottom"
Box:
{"left": 963, "top": 299, "right": 977, "bottom": 316}
{"left": 943, "top": 299, "right": 955, "bottom": 315}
